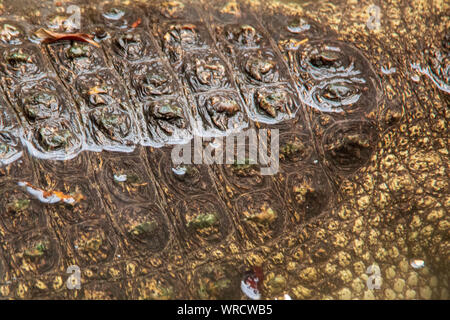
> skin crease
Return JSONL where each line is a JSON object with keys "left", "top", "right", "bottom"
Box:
{"left": 0, "top": 0, "right": 448, "bottom": 299}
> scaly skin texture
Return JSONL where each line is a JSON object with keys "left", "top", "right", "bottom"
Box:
{"left": 0, "top": 0, "right": 448, "bottom": 299}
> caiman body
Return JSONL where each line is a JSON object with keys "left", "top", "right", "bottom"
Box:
{"left": 0, "top": 0, "right": 448, "bottom": 299}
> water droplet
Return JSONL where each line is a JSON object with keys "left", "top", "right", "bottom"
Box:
{"left": 287, "top": 19, "right": 311, "bottom": 33}
{"left": 410, "top": 259, "right": 425, "bottom": 269}
{"left": 113, "top": 174, "right": 127, "bottom": 182}
{"left": 411, "top": 74, "right": 420, "bottom": 82}
{"left": 381, "top": 66, "right": 396, "bottom": 74}
{"left": 103, "top": 8, "right": 125, "bottom": 21}
{"left": 171, "top": 165, "right": 187, "bottom": 176}
{"left": 63, "top": 198, "right": 75, "bottom": 205}
{"left": 241, "top": 267, "right": 263, "bottom": 300}
{"left": 241, "top": 278, "right": 261, "bottom": 300}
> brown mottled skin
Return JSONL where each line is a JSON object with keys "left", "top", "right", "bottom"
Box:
{"left": 0, "top": 0, "right": 448, "bottom": 299}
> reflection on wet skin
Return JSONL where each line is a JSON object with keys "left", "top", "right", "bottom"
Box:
{"left": 0, "top": 4, "right": 383, "bottom": 167}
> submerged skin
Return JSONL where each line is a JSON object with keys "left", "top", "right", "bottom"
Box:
{"left": 0, "top": 0, "right": 448, "bottom": 299}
